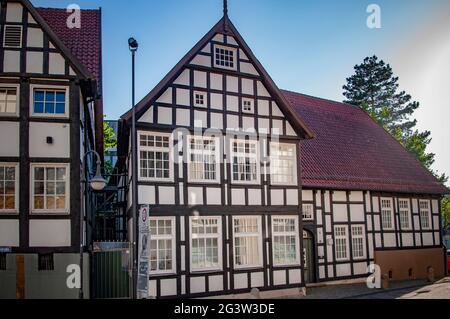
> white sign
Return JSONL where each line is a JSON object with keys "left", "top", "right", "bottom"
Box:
{"left": 137, "top": 205, "right": 150, "bottom": 299}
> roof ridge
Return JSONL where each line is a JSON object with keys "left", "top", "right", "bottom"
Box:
{"left": 36, "top": 7, "right": 100, "bottom": 12}
{"left": 281, "top": 88, "right": 360, "bottom": 109}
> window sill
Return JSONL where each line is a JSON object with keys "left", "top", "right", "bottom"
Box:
{"left": 30, "top": 211, "right": 70, "bottom": 216}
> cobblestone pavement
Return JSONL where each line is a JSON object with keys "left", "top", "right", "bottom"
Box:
{"left": 283, "top": 277, "right": 450, "bottom": 299}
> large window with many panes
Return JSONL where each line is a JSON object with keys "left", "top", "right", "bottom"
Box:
{"left": 351, "top": 225, "right": 365, "bottom": 260}
{"left": 0, "top": 163, "right": 18, "bottom": 213}
{"left": 233, "top": 216, "right": 262, "bottom": 269}
{"left": 139, "top": 132, "right": 171, "bottom": 181}
{"left": 0, "top": 87, "right": 18, "bottom": 116}
{"left": 380, "top": 198, "right": 394, "bottom": 230}
{"left": 214, "top": 45, "right": 237, "bottom": 71}
{"left": 270, "top": 143, "right": 297, "bottom": 185}
{"left": 272, "top": 216, "right": 300, "bottom": 266}
{"left": 419, "top": 200, "right": 432, "bottom": 230}
{"left": 188, "top": 136, "right": 220, "bottom": 183}
{"left": 190, "top": 217, "right": 222, "bottom": 271}
{"left": 150, "top": 217, "right": 176, "bottom": 274}
{"left": 334, "top": 225, "right": 349, "bottom": 261}
{"left": 31, "top": 87, "right": 68, "bottom": 117}
{"left": 399, "top": 199, "right": 411, "bottom": 230}
{"left": 31, "top": 164, "right": 69, "bottom": 214}
{"left": 231, "top": 140, "right": 259, "bottom": 184}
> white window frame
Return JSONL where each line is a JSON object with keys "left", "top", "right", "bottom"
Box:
{"left": 190, "top": 216, "right": 223, "bottom": 272}
{"left": 0, "top": 84, "right": 20, "bottom": 117}
{"left": 380, "top": 197, "right": 394, "bottom": 230}
{"left": 419, "top": 199, "right": 432, "bottom": 230}
{"left": 193, "top": 91, "right": 207, "bottom": 108}
{"left": 213, "top": 44, "right": 237, "bottom": 71}
{"left": 30, "top": 163, "right": 70, "bottom": 215}
{"left": 30, "top": 85, "right": 69, "bottom": 118}
{"left": 269, "top": 142, "right": 298, "bottom": 186}
{"left": 0, "top": 163, "right": 19, "bottom": 214}
{"left": 230, "top": 139, "right": 260, "bottom": 185}
{"left": 149, "top": 217, "right": 176, "bottom": 275}
{"left": 334, "top": 225, "right": 350, "bottom": 261}
{"left": 232, "top": 216, "right": 263, "bottom": 269}
{"left": 3, "top": 25, "right": 23, "bottom": 49}
{"left": 138, "top": 131, "right": 173, "bottom": 182}
{"left": 242, "top": 98, "right": 254, "bottom": 114}
{"left": 187, "top": 135, "right": 221, "bottom": 184}
{"left": 351, "top": 225, "right": 366, "bottom": 260}
{"left": 271, "top": 216, "right": 300, "bottom": 266}
{"left": 302, "top": 204, "right": 314, "bottom": 221}
{"left": 398, "top": 199, "right": 412, "bottom": 230}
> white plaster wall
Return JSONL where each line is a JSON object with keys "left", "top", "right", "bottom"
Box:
{"left": 6, "top": 2, "right": 23, "bottom": 22}
{"left": 190, "top": 54, "right": 211, "bottom": 67}
{"left": 273, "top": 270, "right": 286, "bottom": 286}
{"left": 210, "top": 73, "right": 223, "bottom": 90}
{"left": 27, "top": 27, "right": 44, "bottom": 47}
{"left": 188, "top": 187, "right": 203, "bottom": 205}
{"left": 258, "top": 99, "right": 270, "bottom": 116}
{"left": 234, "top": 273, "right": 247, "bottom": 289}
{"left": 176, "top": 88, "right": 189, "bottom": 106}
{"left": 160, "top": 279, "right": 177, "bottom": 297}
{"left": 158, "top": 186, "right": 175, "bottom": 205}
{"left": 210, "top": 93, "right": 223, "bottom": 110}
{"left": 336, "top": 263, "right": 351, "bottom": 277}
{"left": 422, "top": 233, "right": 434, "bottom": 246}
{"left": 0, "top": 220, "right": 19, "bottom": 247}
{"left": 353, "top": 262, "right": 368, "bottom": 275}
{"left": 0, "top": 122, "right": 19, "bottom": 156}
{"left": 139, "top": 105, "right": 154, "bottom": 123}
{"left": 209, "top": 275, "right": 223, "bottom": 292}
{"left": 26, "top": 51, "right": 43, "bottom": 73}
{"left": 251, "top": 272, "right": 264, "bottom": 288}
{"left": 248, "top": 189, "right": 262, "bottom": 205}
{"left": 350, "top": 204, "right": 365, "bottom": 222}
{"left": 49, "top": 53, "right": 65, "bottom": 75}
{"left": 194, "top": 70, "right": 207, "bottom": 88}
{"left": 190, "top": 277, "right": 206, "bottom": 294}
{"left": 4, "top": 50, "right": 21, "bottom": 72}
{"left": 383, "top": 233, "right": 396, "bottom": 247}
{"left": 271, "top": 189, "right": 284, "bottom": 205}
{"left": 157, "top": 88, "right": 172, "bottom": 104}
{"left": 240, "top": 62, "right": 259, "bottom": 76}
{"left": 174, "top": 69, "right": 190, "bottom": 85}
{"left": 302, "top": 190, "right": 313, "bottom": 201}
{"left": 333, "top": 204, "right": 348, "bottom": 222}
{"left": 349, "top": 191, "right": 364, "bottom": 202}
{"left": 286, "top": 189, "right": 298, "bottom": 205}
{"left": 210, "top": 113, "right": 223, "bottom": 129}
{"left": 241, "top": 78, "right": 254, "bottom": 95}
{"left": 138, "top": 185, "right": 156, "bottom": 205}
{"left": 206, "top": 188, "right": 221, "bottom": 205}
{"left": 402, "top": 233, "right": 414, "bottom": 247}
{"left": 29, "top": 220, "right": 71, "bottom": 247}
{"left": 176, "top": 108, "right": 190, "bottom": 126}
{"left": 157, "top": 106, "right": 172, "bottom": 125}
{"left": 226, "top": 76, "right": 239, "bottom": 93}
{"left": 231, "top": 188, "right": 245, "bottom": 205}
{"left": 289, "top": 269, "right": 301, "bottom": 284}
{"left": 333, "top": 191, "right": 347, "bottom": 201}
{"left": 29, "top": 122, "right": 70, "bottom": 158}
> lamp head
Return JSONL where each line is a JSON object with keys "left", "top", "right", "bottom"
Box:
{"left": 90, "top": 160, "right": 107, "bottom": 191}
{"left": 128, "top": 37, "right": 138, "bottom": 52}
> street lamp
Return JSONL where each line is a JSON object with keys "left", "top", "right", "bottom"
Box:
{"left": 129, "top": 36, "right": 139, "bottom": 300}
{"left": 80, "top": 150, "right": 106, "bottom": 299}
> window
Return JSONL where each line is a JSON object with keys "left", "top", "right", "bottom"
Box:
{"left": 3, "top": 25, "right": 22, "bottom": 48}
{"left": 0, "top": 254, "right": 6, "bottom": 271}
{"left": 0, "top": 87, "right": 18, "bottom": 115}
{"left": 31, "top": 164, "right": 69, "bottom": 213}
{"left": 32, "top": 89, "right": 67, "bottom": 116}
{"left": 214, "top": 45, "right": 237, "bottom": 70}
{"left": 0, "top": 164, "right": 18, "bottom": 212}
{"left": 399, "top": 199, "right": 411, "bottom": 230}
{"left": 231, "top": 140, "right": 259, "bottom": 184}
{"left": 38, "top": 254, "right": 54, "bottom": 271}
{"left": 270, "top": 143, "right": 297, "bottom": 185}
{"left": 334, "top": 226, "right": 349, "bottom": 261}
{"left": 381, "top": 198, "right": 394, "bottom": 230}
{"left": 190, "top": 217, "right": 222, "bottom": 271}
{"left": 351, "top": 225, "right": 365, "bottom": 260}
{"left": 272, "top": 216, "right": 300, "bottom": 266}
{"left": 419, "top": 200, "right": 431, "bottom": 230}
{"left": 139, "top": 133, "right": 171, "bottom": 181}
{"left": 242, "top": 99, "right": 253, "bottom": 113}
{"left": 194, "top": 92, "right": 206, "bottom": 108}
{"left": 150, "top": 218, "right": 175, "bottom": 274}
{"left": 188, "top": 136, "right": 220, "bottom": 183}
{"left": 302, "top": 204, "right": 313, "bottom": 221}
{"left": 233, "top": 216, "right": 262, "bottom": 268}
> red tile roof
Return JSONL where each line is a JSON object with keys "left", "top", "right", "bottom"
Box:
{"left": 36, "top": 7, "right": 102, "bottom": 91}
{"left": 282, "top": 90, "right": 449, "bottom": 195}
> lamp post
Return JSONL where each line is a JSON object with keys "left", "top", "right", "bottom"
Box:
{"left": 80, "top": 150, "right": 107, "bottom": 299}
{"left": 128, "top": 37, "right": 139, "bottom": 300}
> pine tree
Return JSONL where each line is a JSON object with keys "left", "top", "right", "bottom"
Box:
{"left": 343, "top": 55, "right": 448, "bottom": 184}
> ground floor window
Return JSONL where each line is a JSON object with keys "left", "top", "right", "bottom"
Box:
{"left": 398, "top": 199, "right": 411, "bottom": 230}
{"left": 351, "top": 225, "right": 365, "bottom": 260}
{"left": 150, "top": 217, "right": 175, "bottom": 274}
{"left": 233, "top": 216, "right": 262, "bottom": 268}
{"left": 190, "top": 217, "right": 222, "bottom": 271}
{"left": 419, "top": 200, "right": 431, "bottom": 230}
{"left": 334, "top": 225, "right": 349, "bottom": 261}
{"left": 272, "top": 216, "right": 300, "bottom": 266}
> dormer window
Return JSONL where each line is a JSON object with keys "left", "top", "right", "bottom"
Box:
{"left": 214, "top": 45, "right": 237, "bottom": 71}
{"left": 194, "top": 91, "right": 206, "bottom": 108}
{"left": 242, "top": 99, "right": 253, "bottom": 113}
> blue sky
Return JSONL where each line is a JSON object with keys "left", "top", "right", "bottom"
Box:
{"left": 31, "top": 0, "right": 450, "bottom": 181}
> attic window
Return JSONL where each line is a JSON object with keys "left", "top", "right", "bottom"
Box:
{"left": 242, "top": 99, "right": 253, "bottom": 113}
{"left": 3, "top": 25, "right": 22, "bottom": 48}
{"left": 194, "top": 91, "right": 206, "bottom": 108}
{"left": 214, "top": 45, "right": 237, "bottom": 71}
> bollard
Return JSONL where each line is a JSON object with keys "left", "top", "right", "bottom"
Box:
{"left": 250, "top": 288, "right": 261, "bottom": 299}
{"left": 427, "top": 267, "right": 435, "bottom": 283}
{"left": 381, "top": 274, "right": 390, "bottom": 289}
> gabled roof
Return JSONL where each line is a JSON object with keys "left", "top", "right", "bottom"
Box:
{"left": 283, "top": 90, "right": 449, "bottom": 195}
{"left": 120, "top": 15, "right": 315, "bottom": 139}
{"left": 36, "top": 6, "right": 102, "bottom": 92}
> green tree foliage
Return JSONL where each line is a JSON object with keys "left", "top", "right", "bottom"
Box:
{"left": 103, "top": 120, "right": 117, "bottom": 176}
{"left": 442, "top": 196, "right": 450, "bottom": 229}
{"left": 343, "top": 56, "right": 448, "bottom": 184}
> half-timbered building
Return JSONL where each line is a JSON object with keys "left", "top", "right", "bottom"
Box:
{"left": 118, "top": 5, "right": 448, "bottom": 299}
{"left": 0, "top": 0, "right": 102, "bottom": 299}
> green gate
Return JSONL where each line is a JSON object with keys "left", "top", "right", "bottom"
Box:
{"left": 303, "top": 230, "right": 316, "bottom": 284}
{"left": 91, "top": 242, "right": 130, "bottom": 299}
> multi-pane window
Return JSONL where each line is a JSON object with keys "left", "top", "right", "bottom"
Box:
{"left": 214, "top": 45, "right": 236, "bottom": 70}
{"left": 242, "top": 99, "right": 253, "bottom": 113}
{"left": 0, "top": 87, "right": 18, "bottom": 115}
{"left": 302, "top": 204, "right": 314, "bottom": 221}
{"left": 419, "top": 200, "right": 431, "bottom": 230}
{"left": 399, "top": 199, "right": 411, "bottom": 230}
{"left": 194, "top": 92, "right": 206, "bottom": 108}
{"left": 270, "top": 143, "right": 297, "bottom": 185}
{"left": 33, "top": 89, "right": 66, "bottom": 115}
{"left": 32, "top": 165, "right": 68, "bottom": 213}
{"left": 0, "top": 164, "right": 17, "bottom": 212}
{"left": 233, "top": 217, "right": 262, "bottom": 268}
{"left": 231, "top": 140, "right": 259, "bottom": 183}
{"left": 188, "top": 137, "right": 219, "bottom": 183}
{"left": 191, "top": 217, "right": 222, "bottom": 271}
{"left": 351, "top": 225, "right": 365, "bottom": 260}
{"left": 334, "top": 226, "right": 349, "bottom": 261}
{"left": 150, "top": 218, "right": 175, "bottom": 274}
{"left": 272, "top": 217, "right": 299, "bottom": 266}
{"left": 381, "top": 198, "right": 394, "bottom": 230}
{"left": 139, "top": 133, "right": 171, "bottom": 180}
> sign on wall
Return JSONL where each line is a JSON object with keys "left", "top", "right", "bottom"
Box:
{"left": 137, "top": 205, "right": 150, "bottom": 299}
